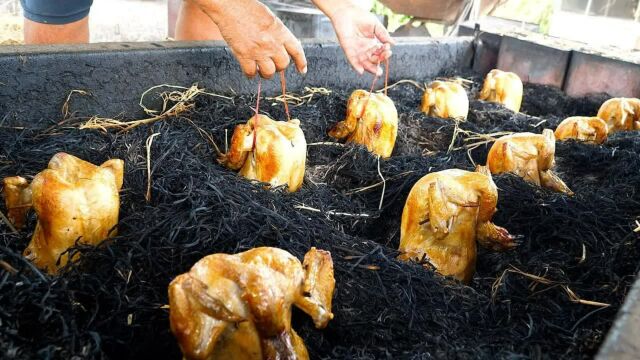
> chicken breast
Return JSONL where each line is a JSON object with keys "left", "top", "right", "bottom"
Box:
{"left": 487, "top": 129, "right": 572, "bottom": 195}
{"left": 3, "top": 153, "right": 124, "bottom": 273}
{"left": 597, "top": 97, "right": 640, "bottom": 133}
{"left": 398, "top": 166, "right": 515, "bottom": 283}
{"left": 421, "top": 80, "right": 469, "bottom": 120}
{"left": 169, "top": 247, "right": 335, "bottom": 360}
{"left": 329, "top": 89, "right": 398, "bottom": 158}
{"left": 554, "top": 116, "right": 608, "bottom": 144}
{"left": 219, "top": 115, "right": 307, "bottom": 192}
{"left": 478, "top": 69, "right": 523, "bottom": 112}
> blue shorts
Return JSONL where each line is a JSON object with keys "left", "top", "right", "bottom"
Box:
{"left": 21, "top": 0, "right": 94, "bottom": 25}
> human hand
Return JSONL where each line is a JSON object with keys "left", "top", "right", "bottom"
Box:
{"left": 192, "top": 0, "right": 307, "bottom": 78}
{"left": 323, "top": 2, "right": 395, "bottom": 75}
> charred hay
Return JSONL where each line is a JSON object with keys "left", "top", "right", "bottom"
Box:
{"left": 1, "top": 78, "right": 639, "bottom": 359}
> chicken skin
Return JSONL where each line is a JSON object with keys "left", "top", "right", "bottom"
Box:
{"left": 169, "top": 247, "right": 335, "bottom": 360}
{"left": 597, "top": 97, "right": 640, "bottom": 133}
{"left": 398, "top": 166, "right": 515, "bottom": 283}
{"left": 219, "top": 115, "right": 306, "bottom": 192}
{"left": 3, "top": 153, "right": 124, "bottom": 273}
{"left": 487, "top": 129, "right": 572, "bottom": 195}
{"left": 421, "top": 80, "right": 469, "bottom": 120}
{"left": 554, "top": 116, "right": 608, "bottom": 144}
{"left": 478, "top": 69, "right": 523, "bottom": 112}
{"left": 329, "top": 89, "right": 398, "bottom": 158}
{"left": 3, "top": 176, "right": 32, "bottom": 230}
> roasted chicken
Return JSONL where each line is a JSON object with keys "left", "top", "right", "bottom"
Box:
{"left": 421, "top": 80, "right": 469, "bottom": 120}
{"left": 169, "top": 247, "right": 335, "bottom": 360}
{"left": 398, "top": 166, "right": 515, "bottom": 283}
{"left": 2, "top": 152, "right": 124, "bottom": 273}
{"left": 478, "top": 69, "right": 523, "bottom": 112}
{"left": 329, "top": 89, "right": 398, "bottom": 158}
{"left": 219, "top": 115, "right": 307, "bottom": 192}
{"left": 597, "top": 97, "right": 640, "bottom": 133}
{"left": 487, "top": 129, "right": 573, "bottom": 195}
{"left": 554, "top": 116, "right": 608, "bottom": 144}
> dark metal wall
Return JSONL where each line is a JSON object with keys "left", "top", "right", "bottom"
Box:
{"left": 0, "top": 38, "right": 472, "bottom": 128}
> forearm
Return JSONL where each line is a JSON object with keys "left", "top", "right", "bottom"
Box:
{"left": 311, "top": 0, "right": 359, "bottom": 20}
{"left": 187, "top": 0, "right": 233, "bottom": 24}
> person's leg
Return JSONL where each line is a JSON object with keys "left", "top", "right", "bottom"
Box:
{"left": 21, "top": 0, "right": 92, "bottom": 44}
{"left": 175, "top": 0, "right": 223, "bottom": 41}
{"left": 24, "top": 17, "right": 89, "bottom": 44}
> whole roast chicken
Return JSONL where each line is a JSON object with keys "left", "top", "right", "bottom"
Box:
{"left": 398, "top": 166, "right": 516, "bottom": 283}
{"left": 3, "top": 152, "right": 124, "bottom": 273}
{"left": 478, "top": 69, "right": 523, "bottom": 112}
{"left": 219, "top": 115, "right": 307, "bottom": 192}
{"left": 169, "top": 247, "right": 335, "bottom": 360}
{"left": 597, "top": 97, "right": 640, "bottom": 133}
{"left": 554, "top": 116, "right": 608, "bottom": 144}
{"left": 421, "top": 80, "right": 469, "bottom": 120}
{"left": 329, "top": 89, "right": 398, "bottom": 158}
{"left": 487, "top": 129, "right": 572, "bottom": 195}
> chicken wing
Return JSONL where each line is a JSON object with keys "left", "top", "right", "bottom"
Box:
{"left": 168, "top": 247, "right": 335, "bottom": 360}
{"left": 421, "top": 80, "right": 469, "bottom": 120}
{"left": 329, "top": 89, "right": 398, "bottom": 158}
{"left": 487, "top": 129, "right": 572, "bottom": 195}
{"left": 478, "top": 69, "right": 523, "bottom": 112}
{"left": 219, "top": 115, "right": 307, "bottom": 192}
{"left": 3, "top": 153, "right": 124, "bottom": 273}
{"left": 398, "top": 166, "right": 515, "bottom": 283}
{"left": 3, "top": 176, "right": 32, "bottom": 230}
{"left": 555, "top": 116, "right": 608, "bottom": 144}
{"left": 597, "top": 97, "right": 640, "bottom": 133}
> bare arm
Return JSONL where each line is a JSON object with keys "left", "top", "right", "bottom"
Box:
{"left": 312, "top": 0, "right": 395, "bottom": 75}
{"left": 189, "top": 0, "right": 307, "bottom": 78}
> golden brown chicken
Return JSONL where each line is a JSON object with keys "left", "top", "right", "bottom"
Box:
{"left": 169, "top": 247, "right": 335, "bottom": 360}
{"left": 398, "top": 166, "right": 515, "bottom": 283}
{"left": 329, "top": 89, "right": 398, "bottom": 158}
{"left": 597, "top": 97, "right": 640, "bottom": 133}
{"left": 421, "top": 80, "right": 469, "bottom": 120}
{"left": 3, "top": 153, "right": 124, "bottom": 273}
{"left": 3, "top": 176, "right": 32, "bottom": 230}
{"left": 554, "top": 116, "right": 608, "bottom": 144}
{"left": 478, "top": 69, "right": 523, "bottom": 112}
{"left": 219, "top": 115, "right": 306, "bottom": 192}
{"left": 487, "top": 129, "right": 572, "bottom": 195}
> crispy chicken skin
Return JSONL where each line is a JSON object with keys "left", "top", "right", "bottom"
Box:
{"left": 169, "top": 247, "right": 335, "bottom": 360}
{"left": 329, "top": 89, "right": 398, "bottom": 158}
{"left": 398, "top": 166, "right": 515, "bottom": 283}
{"left": 421, "top": 80, "right": 469, "bottom": 120}
{"left": 3, "top": 176, "right": 32, "bottom": 230}
{"left": 597, "top": 98, "right": 640, "bottom": 133}
{"left": 487, "top": 129, "right": 573, "bottom": 195}
{"left": 3, "top": 153, "right": 124, "bottom": 273}
{"left": 478, "top": 69, "right": 523, "bottom": 113}
{"left": 554, "top": 116, "right": 608, "bottom": 144}
{"left": 219, "top": 115, "right": 307, "bottom": 192}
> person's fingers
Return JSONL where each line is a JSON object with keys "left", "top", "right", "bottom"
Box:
{"left": 284, "top": 39, "right": 307, "bottom": 74}
{"left": 379, "top": 48, "right": 393, "bottom": 62}
{"left": 362, "top": 61, "right": 382, "bottom": 76}
{"left": 256, "top": 59, "right": 276, "bottom": 79}
{"left": 239, "top": 58, "right": 258, "bottom": 78}
{"left": 272, "top": 49, "right": 291, "bottom": 73}
{"left": 374, "top": 22, "right": 396, "bottom": 45}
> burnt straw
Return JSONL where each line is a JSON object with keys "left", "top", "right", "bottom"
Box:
{"left": 1, "top": 78, "right": 639, "bottom": 360}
